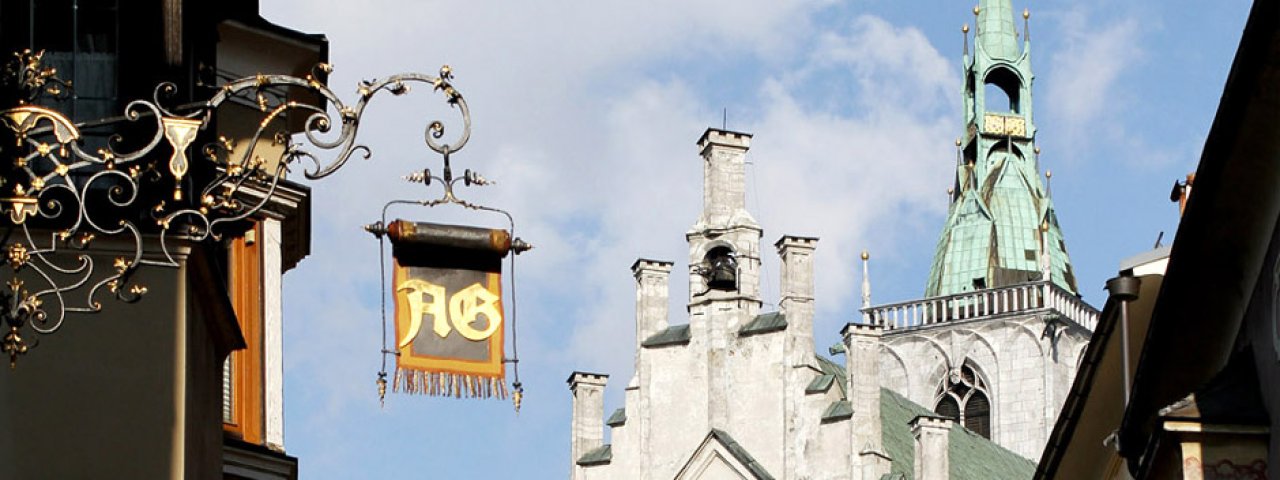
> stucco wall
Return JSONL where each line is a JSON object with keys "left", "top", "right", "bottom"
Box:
{"left": 880, "top": 314, "right": 1087, "bottom": 460}
{"left": 0, "top": 247, "right": 224, "bottom": 479}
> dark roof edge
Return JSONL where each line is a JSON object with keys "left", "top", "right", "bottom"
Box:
{"left": 708, "top": 429, "right": 776, "bottom": 480}
{"left": 1120, "top": 0, "right": 1280, "bottom": 464}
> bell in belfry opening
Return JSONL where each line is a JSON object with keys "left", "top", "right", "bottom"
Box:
{"left": 705, "top": 246, "right": 738, "bottom": 291}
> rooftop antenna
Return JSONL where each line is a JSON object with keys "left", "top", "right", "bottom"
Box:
{"left": 722, "top": 108, "right": 727, "bottom": 130}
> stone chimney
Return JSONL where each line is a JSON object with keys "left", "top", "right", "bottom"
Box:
{"left": 568, "top": 372, "right": 608, "bottom": 477}
{"left": 910, "top": 415, "right": 953, "bottom": 480}
{"left": 843, "top": 323, "right": 890, "bottom": 478}
{"left": 777, "top": 236, "right": 818, "bottom": 364}
{"left": 695, "top": 128, "right": 753, "bottom": 227}
{"left": 631, "top": 259, "right": 673, "bottom": 349}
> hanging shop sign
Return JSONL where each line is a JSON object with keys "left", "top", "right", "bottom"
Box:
{"left": 388, "top": 219, "right": 511, "bottom": 399}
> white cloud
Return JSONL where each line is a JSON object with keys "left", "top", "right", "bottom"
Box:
{"left": 1043, "top": 10, "right": 1142, "bottom": 157}
{"left": 258, "top": 2, "right": 959, "bottom": 477}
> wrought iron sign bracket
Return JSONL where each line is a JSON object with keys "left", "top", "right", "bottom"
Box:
{"left": 0, "top": 49, "right": 499, "bottom": 371}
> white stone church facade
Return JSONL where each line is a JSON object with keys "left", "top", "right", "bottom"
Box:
{"left": 567, "top": 2, "right": 1099, "bottom": 478}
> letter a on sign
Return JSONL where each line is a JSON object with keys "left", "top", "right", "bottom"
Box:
{"left": 388, "top": 220, "right": 510, "bottom": 399}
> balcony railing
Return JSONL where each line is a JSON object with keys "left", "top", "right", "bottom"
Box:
{"left": 861, "top": 281, "right": 1098, "bottom": 332}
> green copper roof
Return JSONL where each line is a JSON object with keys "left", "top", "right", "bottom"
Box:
{"left": 708, "top": 429, "right": 777, "bottom": 480}
{"left": 927, "top": 0, "right": 1077, "bottom": 298}
{"left": 977, "top": 0, "right": 1022, "bottom": 61}
{"left": 950, "top": 422, "right": 1036, "bottom": 479}
{"left": 606, "top": 407, "right": 626, "bottom": 427}
{"left": 821, "top": 355, "right": 1033, "bottom": 478}
{"left": 641, "top": 325, "right": 691, "bottom": 348}
{"left": 739, "top": 312, "right": 787, "bottom": 337}
{"left": 821, "top": 400, "right": 854, "bottom": 423}
{"left": 806, "top": 374, "right": 837, "bottom": 394}
{"left": 577, "top": 445, "right": 613, "bottom": 466}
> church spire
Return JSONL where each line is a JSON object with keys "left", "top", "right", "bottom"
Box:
{"left": 926, "top": 2, "right": 1078, "bottom": 298}
{"left": 976, "top": 0, "right": 1021, "bottom": 61}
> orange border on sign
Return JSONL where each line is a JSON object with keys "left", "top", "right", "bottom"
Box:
{"left": 393, "top": 264, "right": 505, "bottom": 377}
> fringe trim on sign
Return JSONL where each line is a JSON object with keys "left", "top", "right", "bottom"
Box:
{"left": 393, "top": 368, "right": 509, "bottom": 399}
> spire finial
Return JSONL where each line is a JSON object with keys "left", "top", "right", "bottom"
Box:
{"left": 962, "top": 24, "right": 970, "bottom": 56}
{"left": 1023, "top": 8, "right": 1031, "bottom": 42}
{"left": 1039, "top": 220, "right": 1051, "bottom": 282}
{"left": 1045, "top": 170, "right": 1053, "bottom": 197}
{"left": 860, "top": 250, "right": 872, "bottom": 311}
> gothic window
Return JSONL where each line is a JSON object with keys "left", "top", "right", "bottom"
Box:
{"left": 933, "top": 363, "right": 992, "bottom": 439}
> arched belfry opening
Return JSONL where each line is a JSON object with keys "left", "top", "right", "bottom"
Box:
{"left": 933, "top": 363, "right": 992, "bottom": 439}
{"left": 702, "top": 245, "right": 738, "bottom": 292}
{"left": 983, "top": 66, "right": 1022, "bottom": 114}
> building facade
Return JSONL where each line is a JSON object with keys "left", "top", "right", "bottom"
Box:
{"left": 0, "top": 2, "right": 322, "bottom": 478}
{"left": 567, "top": 0, "right": 1097, "bottom": 477}
{"left": 1038, "top": 1, "right": 1280, "bottom": 477}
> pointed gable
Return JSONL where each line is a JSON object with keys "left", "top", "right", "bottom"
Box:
{"left": 674, "top": 430, "right": 776, "bottom": 480}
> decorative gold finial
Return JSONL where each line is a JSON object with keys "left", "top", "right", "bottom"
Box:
{"left": 376, "top": 373, "right": 388, "bottom": 407}
{"left": 955, "top": 138, "right": 963, "bottom": 147}
{"left": 1023, "top": 8, "right": 1032, "bottom": 42}
{"left": 947, "top": 187, "right": 955, "bottom": 195}
{"left": 962, "top": 24, "right": 970, "bottom": 34}
{"left": 973, "top": 6, "right": 980, "bottom": 16}
{"left": 1034, "top": 146, "right": 1041, "bottom": 155}
{"left": 1046, "top": 170, "right": 1052, "bottom": 178}
{"left": 861, "top": 250, "right": 870, "bottom": 261}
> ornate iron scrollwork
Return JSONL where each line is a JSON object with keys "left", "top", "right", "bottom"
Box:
{"left": 0, "top": 49, "right": 473, "bottom": 368}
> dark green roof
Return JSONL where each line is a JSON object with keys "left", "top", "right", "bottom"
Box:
{"left": 821, "top": 400, "right": 853, "bottom": 423}
{"left": 641, "top": 325, "right": 690, "bottom": 348}
{"left": 949, "top": 422, "right": 1035, "bottom": 479}
{"left": 806, "top": 374, "right": 836, "bottom": 394}
{"left": 739, "top": 312, "right": 787, "bottom": 336}
{"left": 880, "top": 388, "right": 933, "bottom": 478}
{"left": 815, "top": 355, "right": 847, "bottom": 399}
{"left": 577, "top": 444, "right": 612, "bottom": 466}
{"left": 708, "top": 429, "right": 776, "bottom": 480}
{"left": 606, "top": 407, "right": 626, "bottom": 427}
{"left": 818, "top": 354, "right": 1034, "bottom": 479}
{"left": 829, "top": 342, "right": 846, "bottom": 355}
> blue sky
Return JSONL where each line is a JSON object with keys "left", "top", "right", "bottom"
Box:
{"left": 262, "top": 0, "right": 1250, "bottom": 477}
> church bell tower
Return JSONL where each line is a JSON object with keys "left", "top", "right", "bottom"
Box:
{"left": 926, "top": 0, "right": 1078, "bottom": 298}
{"left": 686, "top": 128, "right": 763, "bottom": 318}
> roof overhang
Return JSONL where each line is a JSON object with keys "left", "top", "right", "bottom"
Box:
{"left": 1119, "top": 0, "right": 1280, "bottom": 468}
